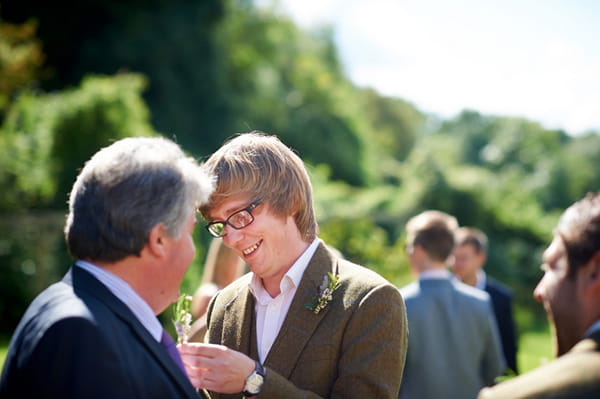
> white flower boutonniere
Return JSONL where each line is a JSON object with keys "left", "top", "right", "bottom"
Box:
{"left": 305, "top": 272, "right": 341, "bottom": 314}
{"left": 173, "top": 294, "right": 193, "bottom": 344}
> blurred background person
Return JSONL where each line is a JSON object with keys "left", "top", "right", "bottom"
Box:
{"left": 189, "top": 238, "right": 245, "bottom": 341}
{"left": 400, "top": 210, "right": 505, "bottom": 399}
{"left": 479, "top": 192, "right": 600, "bottom": 398}
{"left": 453, "top": 227, "right": 518, "bottom": 374}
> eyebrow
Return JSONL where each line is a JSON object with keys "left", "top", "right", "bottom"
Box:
{"left": 211, "top": 201, "right": 251, "bottom": 221}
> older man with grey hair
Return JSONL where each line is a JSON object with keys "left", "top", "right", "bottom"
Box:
{"left": 0, "top": 136, "right": 214, "bottom": 398}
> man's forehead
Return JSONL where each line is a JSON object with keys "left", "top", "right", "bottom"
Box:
{"left": 207, "top": 196, "right": 252, "bottom": 219}
{"left": 544, "top": 236, "right": 566, "bottom": 263}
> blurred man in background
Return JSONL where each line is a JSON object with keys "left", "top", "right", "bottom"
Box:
{"left": 479, "top": 192, "right": 600, "bottom": 398}
{"left": 453, "top": 227, "right": 518, "bottom": 374}
{"left": 400, "top": 210, "right": 505, "bottom": 399}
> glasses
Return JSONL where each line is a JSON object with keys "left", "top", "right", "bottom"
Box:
{"left": 205, "top": 202, "right": 260, "bottom": 238}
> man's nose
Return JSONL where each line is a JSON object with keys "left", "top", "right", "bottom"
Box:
{"left": 533, "top": 279, "right": 545, "bottom": 303}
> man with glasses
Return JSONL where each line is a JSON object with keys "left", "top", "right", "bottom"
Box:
{"left": 179, "top": 131, "right": 408, "bottom": 398}
{"left": 479, "top": 192, "right": 600, "bottom": 398}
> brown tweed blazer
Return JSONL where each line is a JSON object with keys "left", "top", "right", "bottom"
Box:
{"left": 204, "top": 242, "right": 408, "bottom": 399}
{"left": 478, "top": 329, "right": 600, "bottom": 399}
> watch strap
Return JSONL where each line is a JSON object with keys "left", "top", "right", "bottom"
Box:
{"left": 241, "top": 360, "right": 265, "bottom": 397}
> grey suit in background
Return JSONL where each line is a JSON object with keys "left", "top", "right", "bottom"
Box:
{"left": 399, "top": 276, "right": 505, "bottom": 399}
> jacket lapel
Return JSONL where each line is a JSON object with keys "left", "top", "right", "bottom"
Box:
{"left": 66, "top": 266, "right": 198, "bottom": 397}
{"left": 265, "top": 243, "right": 336, "bottom": 378}
{"left": 220, "top": 283, "right": 255, "bottom": 355}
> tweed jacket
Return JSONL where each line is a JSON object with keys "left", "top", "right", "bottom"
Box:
{"left": 204, "top": 242, "right": 408, "bottom": 399}
{"left": 478, "top": 329, "right": 600, "bottom": 399}
{"left": 399, "top": 277, "right": 505, "bottom": 399}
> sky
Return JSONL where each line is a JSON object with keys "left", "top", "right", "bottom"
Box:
{"left": 258, "top": 0, "right": 600, "bottom": 135}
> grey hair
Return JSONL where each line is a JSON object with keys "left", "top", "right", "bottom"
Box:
{"left": 65, "top": 136, "right": 214, "bottom": 262}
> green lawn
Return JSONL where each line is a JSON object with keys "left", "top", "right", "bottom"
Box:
{"left": 517, "top": 327, "right": 554, "bottom": 373}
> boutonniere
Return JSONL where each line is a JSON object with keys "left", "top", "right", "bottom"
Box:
{"left": 173, "top": 294, "right": 193, "bottom": 344}
{"left": 305, "top": 272, "right": 340, "bottom": 314}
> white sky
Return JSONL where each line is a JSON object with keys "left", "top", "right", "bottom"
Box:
{"left": 258, "top": 0, "right": 600, "bottom": 135}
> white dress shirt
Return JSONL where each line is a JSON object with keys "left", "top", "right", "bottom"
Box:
{"left": 419, "top": 268, "right": 453, "bottom": 280}
{"left": 76, "top": 260, "right": 163, "bottom": 342}
{"left": 249, "top": 238, "right": 320, "bottom": 364}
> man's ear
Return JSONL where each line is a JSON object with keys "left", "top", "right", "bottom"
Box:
{"left": 581, "top": 252, "right": 600, "bottom": 292}
{"left": 147, "top": 223, "right": 167, "bottom": 258}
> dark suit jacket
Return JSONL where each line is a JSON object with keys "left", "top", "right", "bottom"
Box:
{"left": 478, "top": 330, "right": 600, "bottom": 399}
{"left": 0, "top": 266, "right": 199, "bottom": 398}
{"left": 205, "top": 242, "right": 408, "bottom": 399}
{"left": 485, "top": 277, "right": 518, "bottom": 373}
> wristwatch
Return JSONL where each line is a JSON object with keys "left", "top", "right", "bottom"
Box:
{"left": 242, "top": 360, "right": 265, "bottom": 397}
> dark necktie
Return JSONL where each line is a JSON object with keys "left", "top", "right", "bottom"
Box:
{"left": 160, "top": 329, "right": 186, "bottom": 373}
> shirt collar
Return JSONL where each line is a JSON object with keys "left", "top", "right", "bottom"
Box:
{"left": 475, "top": 269, "right": 487, "bottom": 289}
{"left": 420, "top": 268, "right": 453, "bottom": 280}
{"left": 585, "top": 319, "right": 600, "bottom": 338}
{"left": 75, "top": 260, "right": 163, "bottom": 341}
{"left": 250, "top": 238, "right": 320, "bottom": 301}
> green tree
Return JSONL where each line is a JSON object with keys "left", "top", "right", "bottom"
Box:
{"left": 0, "top": 73, "right": 156, "bottom": 210}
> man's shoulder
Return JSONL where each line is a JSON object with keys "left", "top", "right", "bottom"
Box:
{"left": 23, "top": 277, "right": 90, "bottom": 323}
{"left": 210, "top": 273, "right": 252, "bottom": 304}
{"left": 399, "top": 281, "right": 420, "bottom": 299}
{"left": 453, "top": 279, "right": 491, "bottom": 301}
{"left": 338, "top": 259, "right": 392, "bottom": 288}
{"left": 479, "top": 341, "right": 600, "bottom": 399}
{"left": 485, "top": 277, "right": 513, "bottom": 298}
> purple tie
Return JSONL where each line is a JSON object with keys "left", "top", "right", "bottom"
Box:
{"left": 160, "top": 330, "right": 186, "bottom": 373}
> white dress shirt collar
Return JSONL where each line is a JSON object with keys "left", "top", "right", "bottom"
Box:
{"left": 475, "top": 269, "right": 487, "bottom": 290}
{"left": 75, "top": 260, "right": 163, "bottom": 342}
{"left": 249, "top": 238, "right": 320, "bottom": 363}
{"left": 420, "top": 268, "right": 453, "bottom": 280}
{"left": 249, "top": 238, "right": 320, "bottom": 300}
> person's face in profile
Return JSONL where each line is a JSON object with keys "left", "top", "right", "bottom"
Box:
{"left": 158, "top": 210, "right": 198, "bottom": 310}
{"left": 534, "top": 236, "right": 581, "bottom": 356}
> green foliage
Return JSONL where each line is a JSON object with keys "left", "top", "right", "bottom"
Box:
{"left": 1, "top": 0, "right": 599, "bottom": 346}
{"left": 0, "top": 212, "right": 69, "bottom": 336}
{"left": 0, "top": 19, "right": 45, "bottom": 112}
{"left": 0, "top": 73, "right": 156, "bottom": 210}
{"left": 214, "top": 2, "right": 372, "bottom": 184}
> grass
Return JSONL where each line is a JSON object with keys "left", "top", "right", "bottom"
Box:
{"left": 0, "top": 336, "right": 9, "bottom": 372}
{"left": 517, "top": 326, "right": 554, "bottom": 373}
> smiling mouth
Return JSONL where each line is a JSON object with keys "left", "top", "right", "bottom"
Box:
{"left": 243, "top": 240, "right": 262, "bottom": 256}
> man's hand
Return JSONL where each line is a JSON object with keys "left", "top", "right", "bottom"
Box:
{"left": 179, "top": 343, "right": 256, "bottom": 393}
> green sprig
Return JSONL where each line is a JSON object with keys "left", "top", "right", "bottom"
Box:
{"left": 173, "top": 294, "right": 193, "bottom": 344}
{"left": 305, "top": 272, "right": 340, "bottom": 314}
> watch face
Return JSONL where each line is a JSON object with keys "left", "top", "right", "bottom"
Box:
{"left": 245, "top": 372, "right": 264, "bottom": 394}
